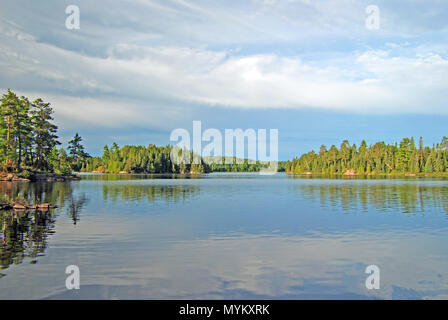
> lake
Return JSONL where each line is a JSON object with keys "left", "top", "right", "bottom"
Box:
{"left": 1, "top": 173, "right": 448, "bottom": 299}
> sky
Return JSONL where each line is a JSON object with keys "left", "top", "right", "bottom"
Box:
{"left": 0, "top": 0, "right": 447, "bottom": 160}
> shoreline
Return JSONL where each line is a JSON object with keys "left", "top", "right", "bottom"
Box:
{"left": 0, "top": 172, "right": 81, "bottom": 182}
{"left": 2, "top": 171, "right": 448, "bottom": 180}
{"left": 285, "top": 172, "right": 448, "bottom": 178}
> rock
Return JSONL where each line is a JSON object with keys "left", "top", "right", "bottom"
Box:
{"left": 119, "top": 171, "right": 128, "bottom": 174}
{"left": 405, "top": 173, "right": 417, "bottom": 177}
{"left": 0, "top": 201, "right": 56, "bottom": 211}
{"left": 12, "top": 177, "right": 30, "bottom": 182}
{"left": 344, "top": 169, "right": 358, "bottom": 176}
{"left": 0, "top": 174, "right": 13, "bottom": 181}
{"left": 13, "top": 204, "right": 27, "bottom": 210}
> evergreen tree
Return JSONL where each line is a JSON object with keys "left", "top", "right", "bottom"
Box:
{"left": 68, "top": 133, "right": 90, "bottom": 171}
{"left": 102, "top": 145, "right": 110, "bottom": 162}
{"left": 31, "top": 98, "right": 60, "bottom": 170}
{"left": 0, "top": 90, "right": 33, "bottom": 170}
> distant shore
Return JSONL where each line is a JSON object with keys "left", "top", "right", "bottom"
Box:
{"left": 285, "top": 171, "right": 448, "bottom": 177}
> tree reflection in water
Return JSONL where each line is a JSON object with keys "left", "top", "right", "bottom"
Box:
{"left": 294, "top": 179, "right": 448, "bottom": 215}
{"left": 0, "top": 181, "right": 87, "bottom": 269}
{"left": 0, "top": 178, "right": 199, "bottom": 270}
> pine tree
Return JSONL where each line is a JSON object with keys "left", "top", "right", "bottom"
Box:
{"left": 397, "top": 138, "right": 411, "bottom": 172}
{"left": 424, "top": 155, "right": 433, "bottom": 173}
{"left": 0, "top": 90, "right": 33, "bottom": 170}
{"left": 31, "top": 98, "right": 60, "bottom": 170}
{"left": 0, "top": 89, "right": 19, "bottom": 169}
{"left": 102, "top": 145, "right": 110, "bottom": 162}
{"left": 68, "top": 133, "right": 90, "bottom": 171}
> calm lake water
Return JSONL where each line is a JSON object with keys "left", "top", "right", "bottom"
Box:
{"left": 1, "top": 173, "right": 448, "bottom": 299}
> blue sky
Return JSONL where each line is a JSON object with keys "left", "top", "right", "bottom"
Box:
{"left": 0, "top": 0, "right": 447, "bottom": 159}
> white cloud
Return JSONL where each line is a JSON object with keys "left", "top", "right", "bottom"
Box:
{"left": 0, "top": 0, "right": 448, "bottom": 134}
{"left": 2, "top": 22, "right": 448, "bottom": 119}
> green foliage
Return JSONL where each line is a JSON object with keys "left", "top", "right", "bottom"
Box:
{"left": 0, "top": 89, "right": 33, "bottom": 170}
{"left": 206, "top": 157, "right": 267, "bottom": 173}
{"left": 286, "top": 137, "right": 448, "bottom": 175}
{"left": 0, "top": 89, "right": 60, "bottom": 172}
{"left": 83, "top": 144, "right": 212, "bottom": 174}
{"left": 83, "top": 145, "right": 269, "bottom": 174}
{"left": 51, "top": 148, "right": 73, "bottom": 176}
{"left": 31, "top": 98, "right": 60, "bottom": 170}
{"left": 68, "top": 133, "right": 90, "bottom": 171}
{"left": 16, "top": 169, "right": 35, "bottom": 180}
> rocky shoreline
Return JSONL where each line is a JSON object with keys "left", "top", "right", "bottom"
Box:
{"left": 0, "top": 173, "right": 81, "bottom": 182}
{"left": 0, "top": 199, "right": 57, "bottom": 211}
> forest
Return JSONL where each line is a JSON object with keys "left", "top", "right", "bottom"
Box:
{"left": 285, "top": 137, "right": 448, "bottom": 175}
{"left": 82, "top": 144, "right": 210, "bottom": 174}
{"left": 81, "top": 145, "right": 267, "bottom": 174}
{"left": 2, "top": 89, "right": 447, "bottom": 177}
{"left": 0, "top": 89, "right": 89, "bottom": 177}
{"left": 0, "top": 89, "right": 266, "bottom": 175}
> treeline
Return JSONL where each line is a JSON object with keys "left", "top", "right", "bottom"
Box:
{"left": 286, "top": 137, "right": 448, "bottom": 175}
{"left": 0, "top": 89, "right": 267, "bottom": 176}
{"left": 208, "top": 161, "right": 265, "bottom": 172}
{"left": 82, "top": 144, "right": 268, "bottom": 174}
{"left": 82, "top": 144, "right": 208, "bottom": 174}
{"left": 0, "top": 89, "right": 90, "bottom": 175}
